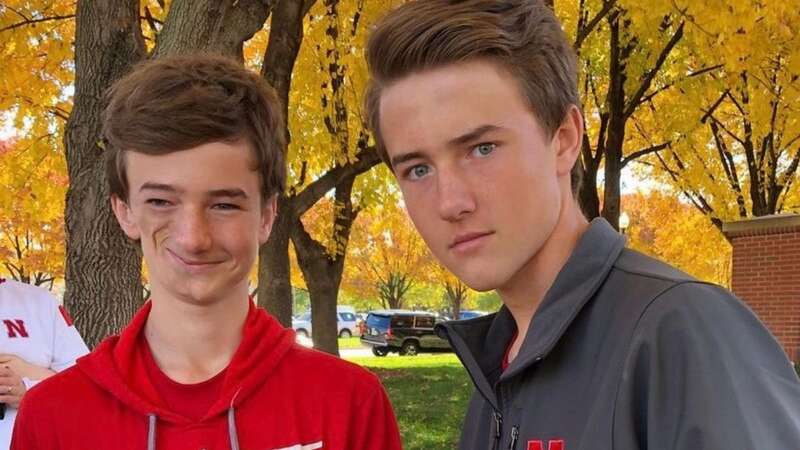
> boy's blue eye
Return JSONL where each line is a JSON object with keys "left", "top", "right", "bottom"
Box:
{"left": 407, "top": 164, "right": 431, "bottom": 180}
{"left": 472, "top": 143, "right": 496, "bottom": 157}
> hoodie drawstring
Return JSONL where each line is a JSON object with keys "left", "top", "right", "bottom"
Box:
{"left": 147, "top": 414, "right": 157, "bottom": 450}
{"left": 228, "top": 407, "right": 240, "bottom": 450}
{"left": 145, "top": 409, "right": 241, "bottom": 450}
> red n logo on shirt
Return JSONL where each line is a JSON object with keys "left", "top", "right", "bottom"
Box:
{"left": 528, "top": 440, "right": 564, "bottom": 450}
{"left": 4, "top": 319, "right": 29, "bottom": 338}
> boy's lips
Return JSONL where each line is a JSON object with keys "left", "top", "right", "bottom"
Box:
{"left": 449, "top": 231, "right": 494, "bottom": 252}
{"left": 167, "top": 249, "right": 223, "bottom": 271}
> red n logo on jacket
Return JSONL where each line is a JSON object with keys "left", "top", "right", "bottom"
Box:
{"left": 4, "top": 319, "right": 29, "bottom": 338}
{"left": 528, "top": 440, "right": 564, "bottom": 450}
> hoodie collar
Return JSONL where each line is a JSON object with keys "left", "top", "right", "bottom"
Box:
{"left": 439, "top": 218, "right": 625, "bottom": 404}
{"left": 77, "top": 299, "right": 297, "bottom": 423}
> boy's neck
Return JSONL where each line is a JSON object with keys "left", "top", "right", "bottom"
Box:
{"left": 143, "top": 287, "right": 250, "bottom": 384}
{"left": 499, "top": 200, "right": 589, "bottom": 363}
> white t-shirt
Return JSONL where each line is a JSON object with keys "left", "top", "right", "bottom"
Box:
{"left": 0, "top": 279, "right": 89, "bottom": 449}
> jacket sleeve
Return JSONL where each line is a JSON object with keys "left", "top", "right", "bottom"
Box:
{"left": 347, "top": 374, "right": 403, "bottom": 450}
{"left": 615, "top": 282, "right": 800, "bottom": 450}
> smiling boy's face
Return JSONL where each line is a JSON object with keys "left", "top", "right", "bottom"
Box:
{"left": 111, "top": 140, "right": 276, "bottom": 305}
{"left": 379, "top": 59, "right": 580, "bottom": 292}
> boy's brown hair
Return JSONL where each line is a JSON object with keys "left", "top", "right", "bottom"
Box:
{"left": 103, "top": 54, "right": 286, "bottom": 203}
{"left": 364, "top": 0, "right": 583, "bottom": 192}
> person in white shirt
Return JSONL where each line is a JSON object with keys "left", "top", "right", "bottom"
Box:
{"left": 0, "top": 278, "right": 89, "bottom": 449}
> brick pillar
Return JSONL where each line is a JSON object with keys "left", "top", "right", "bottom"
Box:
{"left": 723, "top": 214, "right": 800, "bottom": 362}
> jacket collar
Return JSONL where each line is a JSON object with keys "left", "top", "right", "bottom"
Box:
{"left": 438, "top": 218, "right": 625, "bottom": 406}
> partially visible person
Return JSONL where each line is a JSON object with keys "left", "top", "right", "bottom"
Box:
{"left": 0, "top": 278, "right": 89, "bottom": 449}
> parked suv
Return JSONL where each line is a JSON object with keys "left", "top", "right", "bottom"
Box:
{"left": 292, "top": 305, "right": 359, "bottom": 338}
{"left": 360, "top": 310, "right": 451, "bottom": 356}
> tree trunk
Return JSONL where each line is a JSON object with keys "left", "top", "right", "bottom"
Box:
{"left": 445, "top": 281, "right": 468, "bottom": 319}
{"left": 257, "top": 197, "right": 295, "bottom": 326}
{"left": 306, "top": 273, "right": 340, "bottom": 355}
{"left": 291, "top": 176, "right": 358, "bottom": 355}
{"left": 256, "top": 0, "right": 318, "bottom": 325}
{"left": 64, "top": 0, "right": 146, "bottom": 348}
{"left": 152, "top": 0, "right": 274, "bottom": 59}
{"left": 600, "top": 11, "right": 627, "bottom": 230}
{"left": 577, "top": 159, "right": 601, "bottom": 219}
{"left": 379, "top": 273, "right": 412, "bottom": 310}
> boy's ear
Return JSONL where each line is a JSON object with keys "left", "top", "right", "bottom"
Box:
{"left": 258, "top": 194, "right": 278, "bottom": 244}
{"left": 554, "top": 105, "right": 583, "bottom": 178}
{"left": 111, "top": 195, "right": 141, "bottom": 240}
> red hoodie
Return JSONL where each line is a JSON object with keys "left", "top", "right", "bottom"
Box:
{"left": 11, "top": 301, "right": 402, "bottom": 450}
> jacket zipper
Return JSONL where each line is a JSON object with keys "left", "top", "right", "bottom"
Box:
{"left": 490, "top": 411, "right": 503, "bottom": 450}
{"left": 508, "top": 425, "right": 519, "bottom": 450}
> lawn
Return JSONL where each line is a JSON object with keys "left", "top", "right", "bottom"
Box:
{"left": 338, "top": 336, "right": 363, "bottom": 349}
{"left": 348, "top": 354, "right": 472, "bottom": 450}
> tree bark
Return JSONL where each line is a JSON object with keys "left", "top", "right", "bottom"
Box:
{"left": 257, "top": 197, "right": 295, "bottom": 325}
{"left": 378, "top": 273, "right": 413, "bottom": 310}
{"left": 257, "top": 0, "right": 318, "bottom": 326}
{"left": 64, "top": 0, "right": 146, "bottom": 348}
{"left": 445, "top": 281, "right": 468, "bottom": 320}
{"left": 599, "top": 11, "right": 627, "bottom": 230}
{"left": 152, "top": 0, "right": 274, "bottom": 59}
{"left": 578, "top": 135, "right": 602, "bottom": 219}
{"left": 291, "top": 177, "right": 358, "bottom": 356}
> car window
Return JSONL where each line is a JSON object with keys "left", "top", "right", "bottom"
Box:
{"left": 299, "top": 312, "right": 311, "bottom": 321}
{"left": 414, "top": 315, "right": 435, "bottom": 328}
{"left": 339, "top": 312, "right": 356, "bottom": 322}
{"left": 366, "top": 314, "right": 391, "bottom": 330}
{"left": 391, "top": 315, "right": 413, "bottom": 328}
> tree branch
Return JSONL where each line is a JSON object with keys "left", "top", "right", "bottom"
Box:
{"left": 291, "top": 146, "right": 380, "bottom": 213}
{"left": 621, "top": 142, "right": 669, "bottom": 168}
{"left": 574, "top": 0, "right": 618, "bottom": 50}
{"left": 0, "top": 14, "right": 75, "bottom": 33}
{"left": 624, "top": 21, "right": 685, "bottom": 118}
{"left": 639, "top": 64, "right": 723, "bottom": 106}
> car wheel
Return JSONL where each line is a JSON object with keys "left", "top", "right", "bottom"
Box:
{"left": 339, "top": 329, "right": 352, "bottom": 338}
{"left": 296, "top": 329, "right": 309, "bottom": 338}
{"left": 400, "top": 340, "right": 419, "bottom": 356}
{"left": 372, "top": 347, "right": 389, "bottom": 357}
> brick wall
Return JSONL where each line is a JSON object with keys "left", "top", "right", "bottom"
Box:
{"left": 723, "top": 215, "right": 800, "bottom": 362}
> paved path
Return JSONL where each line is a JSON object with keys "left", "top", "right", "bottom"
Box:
{"left": 340, "top": 347, "right": 374, "bottom": 358}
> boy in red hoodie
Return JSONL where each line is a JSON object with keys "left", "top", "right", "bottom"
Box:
{"left": 12, "top": 54, "right": 402, "bottom": 450}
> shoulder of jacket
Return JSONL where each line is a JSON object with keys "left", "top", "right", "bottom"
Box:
{"left": 21, "top": 364, "right": 97, "bottom": 417}
{"left": 612, "top": 248, "right": 697, "bottom": 284}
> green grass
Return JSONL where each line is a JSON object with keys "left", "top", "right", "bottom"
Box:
{"left": 338, "top": 336, "right": 363, "bottom": 349}
{"left": 348, "top": 354, "right": 471, "bottom": 450}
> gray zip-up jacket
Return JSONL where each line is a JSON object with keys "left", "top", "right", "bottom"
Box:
{"left": 438, "top": 219, "right": 800, "bottom": 450}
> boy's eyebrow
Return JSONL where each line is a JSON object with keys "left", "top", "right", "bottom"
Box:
{"left": 390, "top": 151, "right": 425, "bottom": 168}
{"left": 139, "top": 183, "right": 247, "bottom": 199}
{"left": 139, "top": 182, "right": 180, "bottom": 193}
{"left": 447, "top": 124, "right": 501, "bottom": 147}
{"left": 390, "top": 124, "right": 502, "bottom": 168}
{"left": 208, "top": 188, "right": 248, "bottom": 199}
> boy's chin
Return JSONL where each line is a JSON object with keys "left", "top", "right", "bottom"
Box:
{"left": 157, "top": 278, "right": 249, "bottom": 305}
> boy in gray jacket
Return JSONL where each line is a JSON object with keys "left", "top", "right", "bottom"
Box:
{"left": 363, "top": 1, "right": 800, "bottom": 449}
